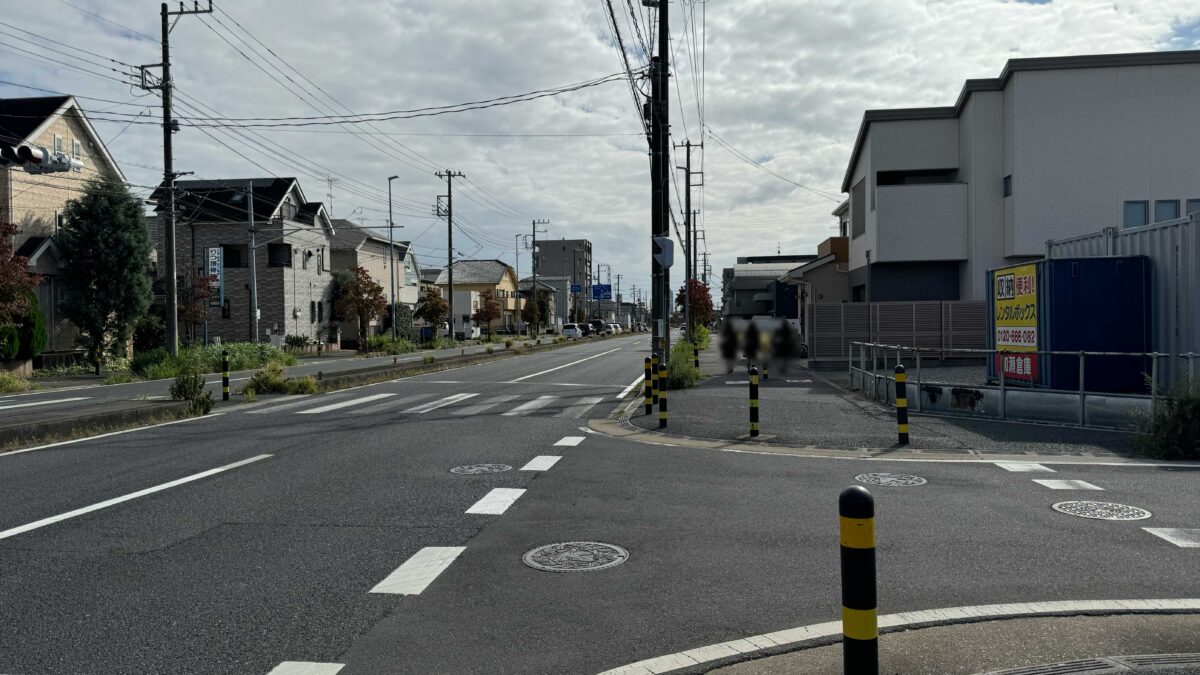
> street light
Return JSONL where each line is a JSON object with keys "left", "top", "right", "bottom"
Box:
{"left": 387, "top": 175, "right": 399, "bottom": 342}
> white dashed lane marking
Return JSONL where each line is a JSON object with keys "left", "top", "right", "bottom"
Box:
{"left": 1032, "top": 479, "right": 1104, "bottom": 490}
{"left": 402, "top": 393, "right": 478, "bottom": 413}
{"left": 1143, "top": 528, "right": 1200, "bottom": 548}
{"left": 296, "top": 393, "right": 396, "bottom": 415}
{"left": 520, "top": 455, "right": 561, "bottom": 471}
{"left": 994, "top": 462, "right": 1055, "bottom": 472}
{"left": 554, "top": 436, "right": 586, "bottom": 447}
{"left": 267, "top": 662, "right": 345, "bottom": 675}
{"left": 370, "top": 547, "right": 466, "bottom": 595}
{"left": 502, "top": 395, "right": 557, "bottom": 416}
{"left": 465, "top": 488, "right": 526, "bottom": 515}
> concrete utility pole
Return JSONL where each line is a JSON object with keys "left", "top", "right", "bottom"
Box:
{"left": 649, "top": 0, "right": 670, "bottom": 360}
{"left": 387, "top": 175, "right": 399, "bottom": 342}
{"left": 141, "top": 1, "right": 212, "bottom": 355}
{"left": 615, "top": 273, "right": 622, "bottom": 327}
{"left": 435, "top": 170, "right": 464, "bottom": 338}
{"left": 247, "top": 186, "right": 259, "bottom": 343}
{"left": 530, "top": 219, "right": 549, "bottom": 336}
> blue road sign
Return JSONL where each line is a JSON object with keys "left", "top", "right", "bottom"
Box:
{"left": 592, "top": 284, "right": 613, "bottom": 300}
{"left": 571, "top": 284, "right": 582, "bottom": 294}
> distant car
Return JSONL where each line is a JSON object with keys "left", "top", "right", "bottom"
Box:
{"left": 589, "top": 319, "right": 606, "bottom": 335}
{"left": 562, "top": 323, "right": 583, "bottom": 338}
{"left": 610, "top": 323, "right": 622, "bottom": 334}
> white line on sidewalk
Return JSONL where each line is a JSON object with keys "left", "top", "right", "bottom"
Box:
{"left": 501, "top": 395, "right": 557, "bottom": 416}
{"left": 1, "top": 413, "right": 225, "bottom": 459}
{"left": 369, "top": 546, "right": 465, "bottom": 595}
{"left": 508, "top": 347, "right": 622, "bottom": 382}
{"left": 296, "top": 393, "right": 396, "bottom": 415}
{"left": 554, "top": 436, "right": 585, "bottom": 447}
{"left": 403, "top": 392, "right": 478, "bottom": 413}
{"left": 615, "top": 375, "right": 645, "bottom": 400}
{"left": 0, "top": 454, "right": 272, "bottom": 540}
{"left": 465, "top": 488, "right": 526, "bottom": 514}
{"left": 245, "top": 395, "right": 317, "bottom": 414}
{"left": 1142, "top": 528, "right": 1200, "bottom": 547}
{"left": 1032, "top": 479, "right": 1104, "bottom": 490}
{"left": 520, "top": 455, "right": 561, "bottom": 471}
{"left": 0, "top": 396, "right": 89, "bottom": 411}
{"left": 994, "top": 461, "right": 1055, "bottom": 472}
{"left": 266, "top": 662, "right": 345, "bottom": 675}
{"left": 558, "top": 396, "right": 605, "bottom": 419}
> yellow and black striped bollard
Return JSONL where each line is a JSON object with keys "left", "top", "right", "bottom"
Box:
{"left": 895, "top": 364, "right": 909, "bottom": 445}
{"left": 693, "top": 346, "right": 699, "bottom": 370}
{"left": 840, "top": 485, "right": 878, "bottom": 674}
{"left": 657, "top": 363, "right": 668, "bottom": 428}
{"left": 763, "top": 361, "right": 769, "bottom": 381}
{"left": 748, "top": 365, "right": 760, "bottom": 437}
{"left": 221, "top": 350, "right": 230, "bottom": 402}
{"left": 644, "top": 357, "right": 654, "bottom": 416}
{"left": 651, "top": 353, "right": 660, "bottom": 407}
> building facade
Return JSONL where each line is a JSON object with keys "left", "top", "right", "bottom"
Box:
{"left": 435, "top": 260, "right": 522, "bottom": 335}
{"left": 533, "top": 238, "right": 591, "bottom": 317}
{"left": 842, "top": 50, "right": 1200, "bottom": 302}
{"left": 329, "top": 220, "right": 420, "bottom": 342}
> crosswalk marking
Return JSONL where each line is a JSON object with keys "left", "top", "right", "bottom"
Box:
{"left": 1032, "top": 479, "right": 1104, "bottom": 490}
{"left": 554, "top": 436, "right": 585, "bottom": 447}
{"left": 453, "top": 394, "right": 519, "bottom": 416}
{"left": 296, "top": 393, "right": 396, "bottom": 415}
{"left": 994, "top": 462, "right": 1055, "bottom": 472}
{"left": 502, "top": 395, "right": 558, "bottom": 416}
{"left": 370, "top": 547, "right": 466, "bottom": 595}
{"left": 465, "top": 488, "right": 526, "bottom": 514}
{"left": 403, "top": 392, "right": 478, "bottom": 413}
{"left": 557, "top": 396, "right": 605, "bottom": 418}
{"left": 1142, "top": 528, "right": 1200, "bottom": 548}
{"left": 267, "top": 662, "right": 345, "bottom": 675}
{"left": 520, "top": 455, "right": 561, "bottom": 471}
{"left": 245, "top": 395, "right": 317, "bottom": 414}
{"left": 349, "top": 393, "right": 434, "bottom": 415}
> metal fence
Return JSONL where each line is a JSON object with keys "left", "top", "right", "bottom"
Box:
{"left": 849, "top": 341, "right": 1197, "bottom": 429}
{"left": 806, "top": 301, "right": 986, "bottom": 360}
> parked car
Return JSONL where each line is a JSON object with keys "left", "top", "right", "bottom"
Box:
{"left": 562, "top": 323, "right": 583, "bottom": 338}
{"left": 589, "top": 319, "right": 606, "bottom": 335}
{"left": 609, "top": 323, "right": 622, "bottom": 334}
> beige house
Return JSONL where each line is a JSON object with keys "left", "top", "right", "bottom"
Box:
{"left": 0, "top": 95, "right": 125, "bottom": 352}
{"left": 434, "top": 260, "right": 522, "bottom": 335}
{"left": 329, "top": 219, "right": 420, "bottom": 343}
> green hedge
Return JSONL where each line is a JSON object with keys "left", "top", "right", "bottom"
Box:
{"left": 132, "top": 342, "right": 296, "bottom": 379}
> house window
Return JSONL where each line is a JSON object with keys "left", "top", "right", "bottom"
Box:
{"left": 309, "top": 301, "right": 316, "bottom": 323}
{"left": 1154, "top": 200, "right": 1180, "bottom": 223}
{"left": 850, "top": 179, "right": 866, "bottom": 238}
{"left": 317, "top": 248, "right": 324, "bottom": 275}
{"left": 53, "top": 135, "right": 63, "bottom": 153}
{"left": 1123, "top": 201, "right": 1149, "bottom": 228}
{"left": 222, "top": 244, "right": 248, "bottom": 268}
{"left": 281, "top": 199, "right": 297, "bottom": 221}
{"left": 1187, "top": 199, "right": 1200, "bottom": 216}
{"left": 1003, "top": 175, "right": 1012, "bottom": 197}
{"left": 317, "top": 300, "right": 324, "bottom": 323}
{"left": 268, "top": 243, "right": 292, "bottom": 267}
{"left": 222, "top": 298, "right": 231, "bottom": 319}
{"left": 72, "top": 140, "right": 82, "bottom": 171}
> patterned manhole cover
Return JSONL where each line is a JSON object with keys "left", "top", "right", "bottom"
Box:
{"left": 1051, "top": 501, "right": 1152, "bottom": 520}
{"left": 855, "top": 473, "right": 927, "bottom": 487}
{"left": 522, "top": 542, "right": 630, "bottom": 573}
{"left": 449, "top": 464, "right": 512, "bottom": 475}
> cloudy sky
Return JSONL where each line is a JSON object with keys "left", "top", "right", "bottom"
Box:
{"left": 3, "top": 0, "right": 1199, "bottom": 306}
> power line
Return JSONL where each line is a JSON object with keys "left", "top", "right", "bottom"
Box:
{"left": 705, "top": 125, "right": 843, "bottom": 202}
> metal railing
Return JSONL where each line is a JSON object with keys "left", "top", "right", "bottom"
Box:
{"left": 848, "top": 341, "right": 1198, "bottom": 429}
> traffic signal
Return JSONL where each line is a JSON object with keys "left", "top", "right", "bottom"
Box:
{"left": 0, "top": 144, "right": 82, "bottom": 173}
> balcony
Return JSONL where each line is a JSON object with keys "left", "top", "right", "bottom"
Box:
{"left": 875, "top": 183, "right": 967, "bottom": 262}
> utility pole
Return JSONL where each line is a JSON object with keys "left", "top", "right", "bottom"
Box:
{"left": 615, "top": 273, "right": 622, "bottom": 328}
{"left": 247, "top": 186, "right": 259, "bottom": 343}
{"left": 435, "top": 170, "right": 464, "bottom": 338}
{"left": 140, "top": 1, "right": 213, "bottom": 355}
{"left": 514, "top": 233, "right": 526, "bottom": 333}
{"left": 675, "top": 141, "right": 703, "bottom": 344}
{"left": 387, "top": 175, "right": 399, "bottom": 342}
{"left": 531, "top": 219, "right": 549, "bottom": 336}
{"left": 648, "top": 0, "right": 670, "bottom": 360}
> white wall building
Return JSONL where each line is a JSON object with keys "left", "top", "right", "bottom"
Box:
{"left": 842, "top": 50, "right": 1200, "bottom": 302}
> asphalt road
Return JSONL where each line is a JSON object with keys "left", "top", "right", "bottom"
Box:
{"left": 1, "top": 332, "right": 1196, "bottom": 675}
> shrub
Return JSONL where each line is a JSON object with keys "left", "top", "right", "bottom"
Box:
{"left": 0, "top": 324, "right": 19, "bottom": 361}
{"left": 486, "top": 346, "right": 495, "bottom": 354}
{"left": 131, "top": 347, "right": 170, "bottom": 376}
{"left": 666, "top": 340, "right": 700, "bottom": 389}
{"left": 504, "top": 339, "right": 514, "bottom": 349}
{"left": 1136, "top": 382, "right": 1200, "bottom": 460}
{"left": 691, "top": 325, "right": 711, "bottom": 350}
{"left": 242, "top": 386, "right": 257, "bottom": 402}
{"left": 169, "top": 370, "right": 207, "bottom": 402}
{"left": 18, "top": 292, "right": 46, "bottom": 359}
{"left": 366, "top": 334, "right": 417, "bottom": 355}
{"left": 285, "top": 376, "right": 319, "bottom": 395}
{"left": 424, "top": 336, "right": 458, "bottom": 351}
{"left": 422, "top": 355, "right": 435, "bottom": 365}
{"left": 0, "top": 370, "right": 31, "bottom": 393}
{"left": 103, "top": 371, "right": 139, "bottom": 385}
{"left": 284, "top": 334, "right": 309, "bottom": 350}
{"left": 245, "top": 362, "right": 288, "bottom": 394}
{"left": 132, "top": 313, "right": 165, "bottom": 353}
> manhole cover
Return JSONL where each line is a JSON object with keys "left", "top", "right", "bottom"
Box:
{"left": 1051, "top": 501, "right": 1152, "bottom": 520}
{"left": 522, "top": 542, "right": 630, "bottom": 573}
{"left": 854, "top": 472, "right": 927, "bottom": 487}
{"left": 449, "top": 463, "right": 512, "bottom": 475}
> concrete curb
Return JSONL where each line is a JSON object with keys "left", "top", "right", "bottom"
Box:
{"left": 0, "top": 400, "right": 193, "bottom": 452}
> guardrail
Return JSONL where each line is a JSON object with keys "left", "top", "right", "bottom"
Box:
{"left": 848, "top": 341, "right": 1197, "bottom": 429}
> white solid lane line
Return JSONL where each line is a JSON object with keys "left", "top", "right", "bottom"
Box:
{"left": 403, "top": 392, "right": 478, "bottom": 413}
{"left": 267, "top": 662, "right": 345, "bottom": 675}
{"left": 558, "top": 396, "right": 605, "bottom": 419}
{"left": 1032, "top": 479, "right": 1104, "bottom": 490}
{"left": 1142, "top": 528, "right": 1200, "bottom": 548}
{"left": 0, "top": 396, "right": 90, "bottom": 411}
{"left": 1, "top": 414, "right": 225, "bottom": 459}
{"left": 994, "top": 461, "right": 1055, "bottom": 472}
{"left": 465, "top": 488, "right": 526, "bottom": 514}
{"left": 246, "top": 395, "right": 317, "bottom": 414}
{"left": 370, "top": 546, "right": 466, "bottom": 595}
{"left": 554, "top": 436, "right": 586, "bottom": 447}
{"left": 296, "top": 393, "right": 396, "bottom": 415}
{"left": 502, "top": 395, "right": 557, "bottom": 416}
{"left": 0, "top": 454, "right": 271, "bottom": 541}
{"left": 520, "top": 455, "right": 561, "bottom": 471}
{"left": 452, "top": 394, "right": 519, "bottom": 416}
{"left": 615, "top": 374, "right": 645, "bottom": 399}
{"left": 508, "top": 347, "right": 622, "bottom": 382}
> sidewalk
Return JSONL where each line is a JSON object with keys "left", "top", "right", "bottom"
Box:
{"left": 627, "top": 346, "right": 1137, "bottom": 457}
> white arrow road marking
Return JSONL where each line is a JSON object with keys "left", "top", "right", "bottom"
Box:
{"left": 0, "top": 454, "right": 272, "bottom": 540}
{"left": 369, "top": 547, "right": 465, "bottom": 595}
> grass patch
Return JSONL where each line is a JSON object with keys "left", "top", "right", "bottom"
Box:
{"left": 244, "top": 362, "right": 319, "bottom": 395}
{"left": 666, "top": 340, "right": 700, "bottom": 389}
{"left": 1136, "top": 381, "right": 1200, "bottom": 460}
{"left": 0, "top": 371, "right": 32, "bottom": 393}
{"left": 365, "top": 334, "right": 418, "bottom": 355}
{"left": 131, "top": 342, "right": 296, "bottom": 380}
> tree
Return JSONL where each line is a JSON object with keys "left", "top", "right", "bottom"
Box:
{"left": 331, "top": 266, "right": 387, "bottom": 350}
{"left": 58, "top": 176, "right": 153, "bottom": 374}
{"left": 472, "top": 289, "right": 502, "bottom": 330}
{"left": 178, "top": 274, "right": 214, "bottom": 344}
{"left": 414, "top": 287, "right": 449, "bottom": 329}
{"left": 521, "top": 289, "right": 551, "bottom": 332}
{"left": 675, "top": 279, "right": 714, "bottom": 332}
{"left": 0, "top": 219, "right": 40, "bottom": 327}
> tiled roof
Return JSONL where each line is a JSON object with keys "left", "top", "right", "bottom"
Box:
{"left": 434, "top": 259, "right": 513, "bottom": 285}
{"left": 153, "top": 177, "right": 297, "bottom": 224}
